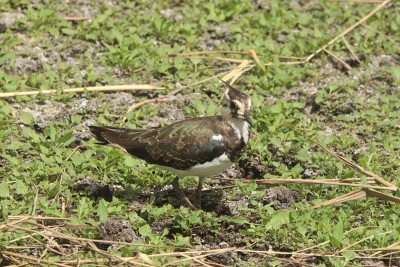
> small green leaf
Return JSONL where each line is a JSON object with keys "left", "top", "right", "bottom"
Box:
{"left": 0, "top": 182, "right": 10, "bottom": 198}
{"left": 61, "top": 28, "right": 78, "bottom": 35}
{"left": 16, "top": 180, "right": 28, "bottom": 195}
{"left": 0, "top": 153, "right": 20, "bottom": 165}
{"left": 19, "top": 112, "right": 34, "bottom": 125}
{"left": 343, "top": 251, "right": 358, "bottom": 262}
{"left": 139, "top": 224, "right": 152, "bottom": 238}
{"left": 77, "top": 197, "right": 89, "bottom": 218}
{"left": 331, "top": 221, "right": 344, "bottom": 248}
{"left": 22, "top": 127, "right": 41, "bottom": 143}
{"left": 124, "top": 155, "right": 136, "bottom": 167}
{"left": 1, "top": 103, "right": 12, "bottom": 115}
{"left": 0, "top": 53, "right": 13, "bottom": 66}
{"left": 97, "top": 199, "right": 108, "bottom": 221}
{"left": 47, "top": 181, "right": 61, "bottom": 198}
{"left": 265, "top": 211, "right": 290, "bottom": 230}
{"left": 174, "top": 235, "right": 191, "bottom": 247}
{"left": 57, "top": 131, "right": 75, "bottom": 146}
{"left": 39, "top": 145, "right": 50, "bottom": 154}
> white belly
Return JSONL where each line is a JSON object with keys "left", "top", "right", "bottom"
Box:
{"left": 156, "top": 153, "right": 233, "bottom": 178}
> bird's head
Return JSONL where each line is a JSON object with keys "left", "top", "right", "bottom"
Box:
{"left": 221, "top": 81, "right": 253, "bottom": 126}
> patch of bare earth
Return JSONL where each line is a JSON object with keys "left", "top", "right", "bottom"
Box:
{"left": 97, "top": 217, "right": 140, "bottom": 250}
{"left": 262, "top": 187, "right": 302, "bottom": 209}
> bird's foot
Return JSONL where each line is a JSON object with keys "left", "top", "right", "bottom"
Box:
{"left": 190, "top": 189, "right": 203, "bottom": 209}
{"left": 172, "top": 177, "right": 202, "bottom": 210}
{"left": 181, "top": 196, "right": 197, "bottom": 210}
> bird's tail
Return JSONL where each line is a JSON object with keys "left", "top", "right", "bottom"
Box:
{"left": 89, "top": 126, "right": 145, "bottom": 146}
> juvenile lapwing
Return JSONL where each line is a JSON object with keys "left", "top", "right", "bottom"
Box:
{"left": 89, "top": 81, "right": 252, "bottom": 209}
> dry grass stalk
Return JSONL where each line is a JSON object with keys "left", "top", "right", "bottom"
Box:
{"left": 228, "top": 66, "right": 254, "bottom": 85}
{"left": 182, "top": 255, "right": 215, "bottom": 267}
{"left": 3, "top": 217, "right": 398, "bottom": 267}
{"left": 364, "top": 188, "right": 400, "bottom": 202}
{"left": 314, "top": 188, "right": 400, "bottom": 208}
{"left": 0, "top": 84, "right": 165, "bottom": 98}
{"left": 323, "top": 48, "right": 352, "bottom": 70}
{"left": 221, "top": 60, "right": 252, "bottom": 83}
{"left": 0, "top": 216, "right": 33, "bottom": 231}
{"left": 349, "top": 246, "right": 400, "bottom": 252}
{"left": 316, "top": 143, "right": 398, "bottom": 190}
{"left": 175, "top": 0, "right": 391, "bottom": 73}
{"left": 178, "top": 51, "right": 306, "bottom": 60}
{"left": 249, "top": 49, "right": 267, "bottom": 74}
{"left": 124, "top": 59, "right": 252, "bottom": 120}
{"left": 296, "top": 225, "right": 380, "bottom": 256}
{"left": 175, "top": 55, "right": 246, "bottom": 63}
{"left": 339, "top": 231, "right": 392, "bottom": 252}
{"left": 123, "top": 70, "right": 232, "bottom": 120}
{"left": 376, "top": 253, "right": 400, "bottom": 262}
{"left": 177, "top": 50, "right": 249, "bottom": 56}
{"left": 216, "top": 177, "right": 394, "bottom": 191}
{"left": 238, "top": 249, "right": 337, "bottom": 258}
{"left": 361, "top": 23, "right": 400, "bottom": 49}
{"left": 65, "top": 145, "right": 84, "bottom": 161}
{"left": 177, "top": 51, "right": 306, "bottom": 62}
{"left": 272, "top": 55, "right": 307, "bottom": 60}
{"left": 169, "top": 2, "right": 392, "bottom": 120}
{"left": 341, "top": 36, "right": 362, "bottom": 65}
{"left": 256, "top": 179, "right": 390, "bottom": 190}
{"left": 371, "top": 242, "right": 400, "bottom": 257}
{"left": 374, "top": 245, "right": 400, "bottom": 260}
{"left": 8, "top": 224, "right": 55, "bottom": 244}
{"left": 264, "top": 60, "right": 305, "bottom": 66}
{"left": 163, "top": 248, "right": 235, "bottom": 266}
{"left": 313, "top": 190, "right": 367, "bottom": 208}
{"left": 3, "top": 219, "right": 177, "bottom": 250}
{"left": 304, "top": 0, "right": 391, "bottom": 63}
{"left": 125, "top": 97, "right": 170, "bottom": 114}
{"left": 63, "top": 16, "right": 91, "bottom": 21}
{"left": 3, "top": 250, "right": 73, "bottom": 267}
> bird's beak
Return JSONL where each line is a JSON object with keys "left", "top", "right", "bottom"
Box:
{"left": 244, "top": 113, "right": 253, "bottom": 127}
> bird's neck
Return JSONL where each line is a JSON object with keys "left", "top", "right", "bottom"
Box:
{"left": 229, "top": 118, "right": 249, "bottom": 144}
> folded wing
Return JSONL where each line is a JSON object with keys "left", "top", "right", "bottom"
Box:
{"left": 89, "top": 117, "right": 237, "bottom": 170}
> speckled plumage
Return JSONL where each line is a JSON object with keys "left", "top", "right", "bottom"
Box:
{"left": 90, "top": 82, "right": 252, "bottom": 209}
{"left": 90, "top": 116, "right": 245, "bottom": 170}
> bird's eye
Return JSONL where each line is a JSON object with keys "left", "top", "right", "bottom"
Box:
{"left": 230, "top": 102, "right": 236, "bottom": 109}
{"left": 222, "top": 103, "right": 228, "bottom": 107}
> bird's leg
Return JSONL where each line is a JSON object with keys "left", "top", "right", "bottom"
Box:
{"left": 194, "top": 177, "right": 206, "bottom": 208}
{"left": 172, "top": 177, "right": 196, "bottom": 210}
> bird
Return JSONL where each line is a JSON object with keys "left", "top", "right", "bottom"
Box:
{"left": 89, "top": 81, "right": 252, "bottom": 209}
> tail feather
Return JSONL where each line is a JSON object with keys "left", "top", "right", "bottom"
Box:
{"left": 89, "top": 126, "right": 145, "bottom": 146}
{"left": 89, "top": 126, "right": 110, "bottom": 144}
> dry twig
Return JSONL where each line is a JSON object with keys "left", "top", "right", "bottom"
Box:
{"left": 0, "top": 84, "right": 165, "bottom": 98}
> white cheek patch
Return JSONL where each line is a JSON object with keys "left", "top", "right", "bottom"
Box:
{"left": 224, "top": 89, "right": 230, "bottom": 100}
{"left": 233, "top": 100, "right": 245, "bottom": 115}
{"left": 211, "top": 134, "right": 223, "bottom": 142}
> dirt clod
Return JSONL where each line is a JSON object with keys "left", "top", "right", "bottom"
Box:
{"left": 73, "top": 177, "right": 115, "bottom": 202}
{"left": 152, "top": 216, "right": 175, "bottom": 236}
{"left": 237, "top": 156, "right": 268, "bottom": 179}
{"left": 262, "top": 187, "right": 302, "bottom": 209}
{"left": 97, "top": 217, "right": 139, "bottom": 244}
{"left": 202, "top": 190, "right": 249, "bottom": 216}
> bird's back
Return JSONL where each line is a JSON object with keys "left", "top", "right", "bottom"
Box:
{"left": 89, "top": 116, "right": 246, "bottom": 170}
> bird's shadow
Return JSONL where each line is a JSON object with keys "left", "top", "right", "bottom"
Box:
{"left": 118, "top": 186, "right": 227, "bottom": 213}
{"left": 73, "top": 178, "right": 232, "bottom": 214}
